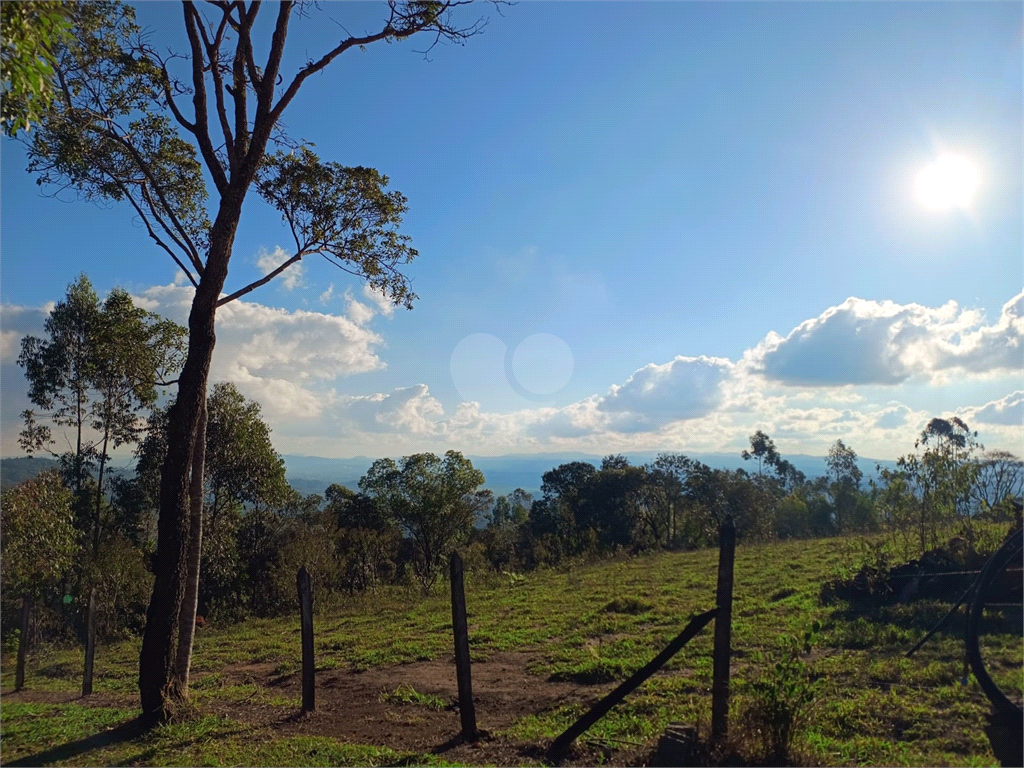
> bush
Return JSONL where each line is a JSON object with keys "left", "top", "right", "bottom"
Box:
{"left": 742, "top": 623, "right": 820, "bottom": 764}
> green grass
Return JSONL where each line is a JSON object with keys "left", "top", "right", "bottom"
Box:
{"left": 2, "top": 534, "right": 1019, "bottom": 766}
{"left": 379, "top": 683, "right": 448, "bottom": 710}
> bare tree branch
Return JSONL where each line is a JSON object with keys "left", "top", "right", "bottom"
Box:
{"left": 182, "top": 1, "right": 229, "bottom": 193}
{"left": 216, "top": 250, "right": 305, "bottom": 305}
{"left": 111, "top": 177, "right": 200, "bottom": 287}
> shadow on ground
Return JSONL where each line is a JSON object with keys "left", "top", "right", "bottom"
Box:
{"left": 4, "top": 717, "right": 148, "bottom": 767}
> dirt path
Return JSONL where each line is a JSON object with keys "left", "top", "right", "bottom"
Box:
{"left": 4, "top": 653, "right": 650, "bottom": 766}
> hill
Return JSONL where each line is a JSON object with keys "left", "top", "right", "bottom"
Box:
{"left": 0, "top": 456, "right": 61, "bottom": 490}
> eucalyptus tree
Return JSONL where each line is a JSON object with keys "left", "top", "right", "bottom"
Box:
{"left": 19, "top": 0, "right": 498, "bottom": 721}
{"left": 825, "top": 439, "right": 862, "bottom": 534}
{"left": 19, "top": 275, "right": 186, "bottom": 554}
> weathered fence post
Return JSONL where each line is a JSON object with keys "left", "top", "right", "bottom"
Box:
{"left": 449, "top": 551, "right": 478, "bottom": 740}
{"left": 547, "top": 608, "right": 717, "bottom": 764}
{"left": 15, "top": 595, "right": 31, "bottom": 691}
{"left": 82, "top": 588, "right": 97, "bottom": 696}
{"left": 711, "top": 517, "right": 736, "bottom": 743}
{"left": 296, "top": 566, "right": 315, "bottom": 713}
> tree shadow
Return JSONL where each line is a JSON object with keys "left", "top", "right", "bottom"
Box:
{"left": 4, "top": 716, "right": 148, "bottom": 767}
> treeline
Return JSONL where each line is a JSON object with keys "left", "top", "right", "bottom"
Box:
{"left": 2, "top": 279, "right": 1022, "bottom": 648}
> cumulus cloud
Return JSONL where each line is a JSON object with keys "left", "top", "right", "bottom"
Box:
{"left": 133, "top": 284, "right": 386, "bottom": 423}
{"left": 747, "top": 292, "right": 1023, "bottom": 387}
{"left": 597, "top": 356, "right": 733, "bottom": 431}
{"left": 344, "top": 290, "right": 376, "bottom": 326}
{"left": 256, "top": 246, "right": 304, "bottom": 291}
{"left": 961, "top": 391, "right": 1024, "bottom": 427}
{"left": 874, "top": 403, "right": 913, "bottom": 430}
{"left": 0, "top": 304, "right": 49, "bottom": 363}
{"left": 363, "top": 285, "right": 397, "bottom": 318}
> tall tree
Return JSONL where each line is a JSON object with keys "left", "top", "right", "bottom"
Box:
{"left": 18, "top": 275, "right": 102, "bottom": 498}
{"left": 359, "top": 451, "right": 491, "bottom": 593}
{"left": 19, "top": 276, "right": 186, "bottom": 553}
{"left": 825, "top": 439, "right": 862, "bottom": 534}
{"left": 134, "top": 382, "right": 289, "bottom": 688}
{"left": 741, "top": 430, "right": 780, "bottom": 477}
{"left": 20, "top": 0, "right": 497, "bottom": 721}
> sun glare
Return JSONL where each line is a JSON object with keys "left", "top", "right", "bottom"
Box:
{"left": 915, "top": 154, "right": 981, "bottom": 211}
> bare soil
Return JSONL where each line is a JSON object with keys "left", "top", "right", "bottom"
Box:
{"left": 3, "top": 652, "right": 653, "bottom": 766}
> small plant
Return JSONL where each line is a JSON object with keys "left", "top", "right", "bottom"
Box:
{"left": 743, "top": 622, "right": 821, "bottom": 765}
{"left": 379, "top": 683, "right": 446, "bottom": 710}
{"left": 604, "top": 596, "right": 652, "bottom": 615}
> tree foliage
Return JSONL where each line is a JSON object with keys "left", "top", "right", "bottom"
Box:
{"left": 18, "top": 275, "right": 186, "bottom": 552}
{"left": 0, "top": 0, "right": 73, "bottom": 135}
{"left": 0, "top": 470, "right": 77, "bottom": 598}
{"left": 360, "top": 450, "right": 491, "bottom": 593}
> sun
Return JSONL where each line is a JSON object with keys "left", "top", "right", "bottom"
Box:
{"left": 915, "top": 154, "right": 981, "bottom": 211}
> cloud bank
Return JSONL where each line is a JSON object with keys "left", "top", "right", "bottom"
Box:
{"left": 2, "top": 289, "right": 1020, "bottom": 460}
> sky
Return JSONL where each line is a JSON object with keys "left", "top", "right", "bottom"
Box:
{"left": 1, "top": 1, "right": 1022, "bottom": 464}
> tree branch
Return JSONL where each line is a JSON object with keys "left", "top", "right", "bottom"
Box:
{"left": 236, "top": 1, "right": 263, "bottom": 90}
{"left": 103, "top": 127, "right": 203, "bottom": 266}
{"left": 182, "top": 1, "right": 229, "bottom": 193}
{"left": 119, "top": 181, "right": 200, "bottom": 287}
{"left": 216, "top": 250, "right": 305, "bottom": 305}
{"left": 196, "top": 5, "right": 236, "bottom": 173}
{"left": 156, "top": 58, "right": 197, "bottom": 134}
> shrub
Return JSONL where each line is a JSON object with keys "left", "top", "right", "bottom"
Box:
{"left": 742, "top": 623, "right": 820, "bottom": 764}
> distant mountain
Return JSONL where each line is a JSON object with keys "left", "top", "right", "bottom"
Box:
{"left": 2, "top": 450, "right": 899, "bottom": 498}
{"left": 280, "top": 451, "right": 900, "bottom": 500}
{"left": 1, "top": 456, "right": 61, "bottom": 489}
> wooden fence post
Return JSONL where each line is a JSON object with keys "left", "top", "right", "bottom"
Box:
{"left": 547, "top": 608, "right": 717, "bottom": 764}
{"left": 82, "top": 588, "right": 97, "bottom": 696}
{"left": 297, "top": 566, "right": 315, "bottom": 713}
{"left": 15, "top": 595, "right": 31, "bottom": 691}
{"left": 449, "top": 552, "right": 478, "bottom": 740}
{"left": 711, "top": 517, "right": 736, "bottom": 743}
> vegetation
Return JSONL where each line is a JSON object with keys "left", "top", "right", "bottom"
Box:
{"left": 0, "top": 0, "right": 73, "bottom": 135}
{"left": 2, "top": 534, "right": 1019, "bottom": 766}
{"left": 15, "top": 0, "right": 498, "bottom": 721}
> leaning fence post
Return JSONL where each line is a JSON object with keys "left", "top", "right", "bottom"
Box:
{"left": 449, "top": 551, "right": 478, "bottom": 740}
{"left": 15, "top": 595, "right": 31, "bottom": 691}
{"left": 547, "top": 608, "right": 717, "bottom": 764}
{"left": 711, "top": 517, "right": 736, "bottom": 743}
{"left": 296, "top": 566, "right": 315, "bottom": 713}
{"left": 82, "top": 588, "right": 97, "bottom": 696}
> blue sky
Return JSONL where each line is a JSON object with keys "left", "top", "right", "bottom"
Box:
{"left": 2, "top": 1, "right": 1022, "bottom": 462}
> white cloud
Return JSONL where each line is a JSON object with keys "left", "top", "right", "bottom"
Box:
{"left": 319, "top": 284, "right": 335, "bottom": 305}
{"left": 362, "top": 284, "right": 396, "bottom": 318}
{"left": 960, "top": 391, "right": 1024, "bottom": 427}
{"left": 747, "top": 292, "right": 1023, "bottom": 386}
{"left": 344, "top": 290, "right": 376, "bottom": 326}
{"left": 597, "top": 356, "right": 733, "bottom": 431}
{"left": 133, "top": 284, "right": 386, "bottom": 424}
{"left": 256, "top": 246, "right": 304, "bottom": 291}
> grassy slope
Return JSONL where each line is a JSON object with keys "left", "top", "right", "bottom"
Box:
{"left": 1, "top": 535, "right": 1019, "bottom": 766}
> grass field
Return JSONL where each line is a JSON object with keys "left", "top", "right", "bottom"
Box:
{"left": 1, "top": 535, "right": 1020, "bottom": 766}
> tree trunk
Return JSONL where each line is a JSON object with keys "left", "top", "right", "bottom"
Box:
{"left": 138, "top": 197, "right": 241, "bottom": 724}
{"left": 94, "top": 428, "right": 110, "bottom": 556}
{"left": 175, "top": 395, "right": 207, "bottom": 691}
